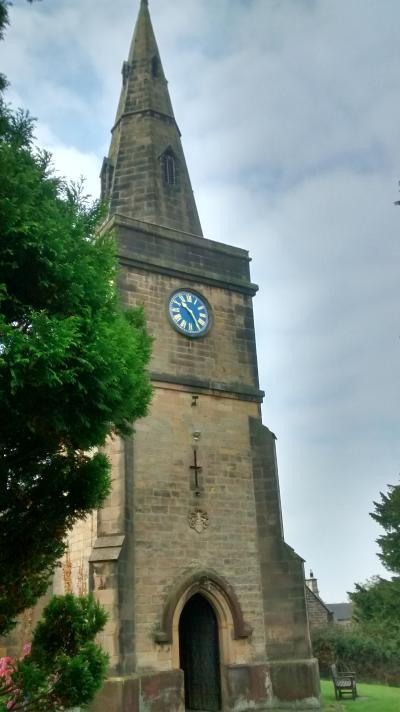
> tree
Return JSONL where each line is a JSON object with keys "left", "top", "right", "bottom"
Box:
{"left": 370, "top": 481, "right": 400, "bottom": 574}
{"left": 329, "top": 481, "right": 400, "bottom": 684}
{"left": 0, "top": 0, "right": 8, "bottom": 91}
{"left": 0, "top": 594, "right": 109, "bottom": 711}
{"left": 348, "top": 480, "right": 400, "bottom": 630}
{"left": 0, "top": 1, "right": 152, "bottom": 634}
{"left": 312, "top": 479, "right": 400, "bottom": 684}
{"left": 350, "top": 576, "right": 400, "bottom": 634}
{"left": 348, "top": 480, "right": 400, "bottom": 635}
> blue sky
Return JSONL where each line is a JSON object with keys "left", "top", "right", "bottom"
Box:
{"left": 2, "top": 0, "right": 400, "bottom": 602}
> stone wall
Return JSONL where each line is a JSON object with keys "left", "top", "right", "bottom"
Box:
{"left": 305, "top": 586, "right": 333, "bottom": 629}
{"left": 120, "top": 265, "right": 259, "bottom": 393}
{"left": 53, "top": 512, "right": 97, "bottom": 597}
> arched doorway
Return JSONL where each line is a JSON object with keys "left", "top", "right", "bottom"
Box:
{"left": 179, "top": 594, "right": 222, "bottom": 711}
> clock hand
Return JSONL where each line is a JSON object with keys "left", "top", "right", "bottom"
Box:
{"left": 180, "top": 301, "right": 200, "bottom": 329}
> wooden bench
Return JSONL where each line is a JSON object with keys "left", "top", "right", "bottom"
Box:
{"left": 331, "top": 664, "right": 357, "bottom": 700}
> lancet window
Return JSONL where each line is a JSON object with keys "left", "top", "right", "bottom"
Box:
{"left": 162, "top": 150, "right": 178, "bottom": 186}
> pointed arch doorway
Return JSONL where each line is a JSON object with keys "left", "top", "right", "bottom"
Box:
{"left": 179, "top": 594, "right": 222, "bottom": 711}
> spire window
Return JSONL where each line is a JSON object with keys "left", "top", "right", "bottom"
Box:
{"left": 163, "top": 151, "right": 177, "bottom": 186}
{"left": 151, "top": 56, "right": 160, "bottom": 79}
{"left": 100, "top": 158, "right": 114, "bottom": 200}
{"left": 122, "top": 61, "right": 131, "bottom": 87}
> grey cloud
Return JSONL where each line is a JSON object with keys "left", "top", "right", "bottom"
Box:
{"left": 2, "top": 0, "right": 399, "bottom": 601}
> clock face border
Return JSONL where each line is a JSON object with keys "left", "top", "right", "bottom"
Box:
{"left": 167, "top": 288, "right": 212, "bottom": 339}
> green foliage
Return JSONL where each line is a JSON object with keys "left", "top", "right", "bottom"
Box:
{"left": 350, "top": 577, "right": 400, "bottom": 635}
{"left": 324, "top": 482, "right": 400, "bottom": 687}
{"left": 0, "top": 594, "right": 109, "bottom": 711}
{"left": 0, "top": 1, "right": 7, "bottom": 39}
{"left": 0, "top": 1, "right": 9, "bottom": 91}
{"left": 0, "top": 26, "right": 152, "bottom": 633}
{"left": 32, "top": 594, "right": 107, "bottom": 660}
{"left": 371, "top": 482, "right": 400, "bottom": 574}
{"left": 0, "top": 2, "right": 148, "bottom": 708}
{"left": 311, "top": 624, "right": 400, "bottom": 686}
{"left": 323, "top": 480, "right": 400, "bottom": 688}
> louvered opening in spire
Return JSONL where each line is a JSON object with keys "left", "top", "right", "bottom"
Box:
{"left": 102, "top": 1, "right": 203, "bottom": 236}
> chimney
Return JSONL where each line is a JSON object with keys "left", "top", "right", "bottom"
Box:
{"left": 306, "top": 570, "right": 320, "bottom": 596}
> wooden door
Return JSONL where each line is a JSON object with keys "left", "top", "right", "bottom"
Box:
{"left": 179, "top": 594, "right": 222, "bottom": 711}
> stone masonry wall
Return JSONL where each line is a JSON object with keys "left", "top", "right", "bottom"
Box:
{"left": 110, "top": 114, "right": 202, "bottom": 235}
{"left": 95, "top": 251, "right": 270, "bottom": 673}
{"left": 131, "top": 386, "right": 266, "bottom": 670}
{"left": 305, "top": 587, "right": 332, "bottom": 629}
{"left": 119, "top": 265, "right": 259, "bottom": 392}
{"left": 250, "top": 418, "right": 313, "bottom": 661}
{"left": 53, "top": 512, "right": 97, "bottom": 597}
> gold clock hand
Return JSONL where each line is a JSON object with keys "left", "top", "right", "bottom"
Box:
{"left": 181, "top": 302, "right": 200, "bottom": 329}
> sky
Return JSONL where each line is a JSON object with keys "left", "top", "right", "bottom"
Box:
{"left": 2, "top": 0, "right": 399, "bottom": 602}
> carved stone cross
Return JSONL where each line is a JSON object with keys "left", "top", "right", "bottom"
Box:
{"left": 190, "top": 448, "right": 202, "bottom": 493}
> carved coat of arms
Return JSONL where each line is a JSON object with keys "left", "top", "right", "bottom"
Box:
{"left": 188, "top": 509, "right": 209, "bottom": 534}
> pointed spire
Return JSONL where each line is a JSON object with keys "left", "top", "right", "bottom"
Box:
{"left": 102, "top": 0, "right": 203, "bottom": 236}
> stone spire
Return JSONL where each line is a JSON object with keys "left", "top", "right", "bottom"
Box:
{"left": 102, "top": 0, "right": 203, "bottom": 236}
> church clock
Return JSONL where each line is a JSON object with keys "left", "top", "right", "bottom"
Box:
{"left": 168, "top": 289, "right": 211, "bottom": 337}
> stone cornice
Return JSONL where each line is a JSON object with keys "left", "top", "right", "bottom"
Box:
{"left": 119, "top": 254, "right": 258, "bottom": 296}
{"left": 151, "top": 372, "right": 264, "bottom": 402}
{"left": 111, "top": 108, "right": 181, "bottom": 136}
{"left": 101, "top": 214, "right": 259, "bottom": 296}
{"left": 102, "top": 213, "right": 251, "bottom": 261}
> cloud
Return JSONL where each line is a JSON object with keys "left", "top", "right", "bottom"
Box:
{"left": 2, "top": 0, "right": 400, "bottom": 601}
{"left": 36, "top": 123, "right": 101, "bottom": 198}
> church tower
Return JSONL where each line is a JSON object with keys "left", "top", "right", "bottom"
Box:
{"left": 84, "top": 2, "right": 320, "bottom": 709}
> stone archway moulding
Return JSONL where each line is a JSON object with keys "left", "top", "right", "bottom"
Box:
{"left": 154, "top": 569, "right": 253, "bottom": 644}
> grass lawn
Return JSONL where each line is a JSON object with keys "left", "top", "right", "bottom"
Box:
{"left": 321, "top": 679, "right": 400, "bottom": 711}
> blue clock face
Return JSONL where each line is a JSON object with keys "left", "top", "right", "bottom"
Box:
{"left": 168, "top": 290, "right": 211, "bottom": 337}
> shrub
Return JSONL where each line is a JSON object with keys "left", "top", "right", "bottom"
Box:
{"left": 0, "top": 594, "right": 108, "bottom": 711}
{"left": 311, "top": 624, "right": 400, "bottom": 686}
